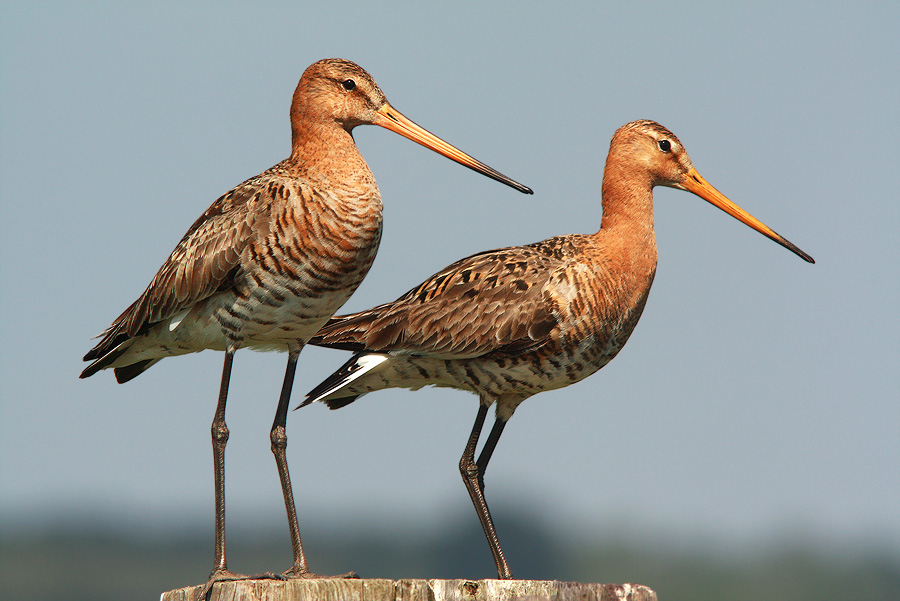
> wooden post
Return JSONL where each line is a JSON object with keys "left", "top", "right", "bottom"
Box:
{"left": 162, "top": 579, "right": 657, "bottom": 601}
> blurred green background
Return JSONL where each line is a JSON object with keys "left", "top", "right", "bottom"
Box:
{"left": 3, "top": 504, "right": 898, "bottom": 601}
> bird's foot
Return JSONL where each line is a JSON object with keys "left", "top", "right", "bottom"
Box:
{"left": 197, "top": 568, "right": 284, "bottom": 600}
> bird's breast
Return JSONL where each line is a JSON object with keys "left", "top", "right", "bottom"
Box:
{"left": 555, "top": 255, "right": 656, "bottom": 367}
{"left": 223, "top": 182, "right": 384, "bottom": 348}
{"left": 483, "top": 258, "right": 657, "bottom": 396}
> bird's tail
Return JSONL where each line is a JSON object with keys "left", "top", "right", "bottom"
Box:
{"left": 299, "top": 353, "right": 389, "bottom": 410}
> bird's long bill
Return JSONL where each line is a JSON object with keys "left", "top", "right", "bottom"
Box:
{"left": 678, "top": 168, "right": 814, "bottom": 263}
{"left": 374, "top": 103, "right": 533, "bottom": 194}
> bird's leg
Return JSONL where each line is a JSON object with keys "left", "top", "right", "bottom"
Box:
{"left": 475, "top": 417, "right": 507, "bottom": 493}
{"left": 199, "top": 350, "right": 259, "bottom": 599}
{"left": 459, "top": 403, "right": 513, "bottom": 579}
{"left": 270, "top": 352, "right": 310, "bottom": 578}
{"left": 271, "top": 351, "right": 357, "bottom": 580}
{"left": 210, "top": 351, "right": 236, "bottom": 578}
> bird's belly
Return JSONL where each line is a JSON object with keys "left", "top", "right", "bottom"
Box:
{"left": 225, "top": 262, "right": 374, "bottom": 350}
{"left": 464, "top": 337, "right": 622, "bottom": 398}
{"left": 121, "top": 263, "right": 374, "bottom": 362}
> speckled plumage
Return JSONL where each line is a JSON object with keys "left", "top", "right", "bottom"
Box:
{"left": 302, "top": 119, "right": 814, "bottom": 579}
{"left": 305, "top": 233, "right": 654, "bottom": 421}
{"left": 79, "top": 58, "right": 531, "bottom": 593}
{"left": 81, "top": 161, "right": 383, "bottom": 381}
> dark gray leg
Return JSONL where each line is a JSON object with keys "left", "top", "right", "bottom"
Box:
{"left": 475, "top": 417, "right": 507, "bottom": 491}
{"left": 270, "top": 352, "right": 311, "bottom": 577}
{"left": 211, "top": 350, "right": 236, "bottom": 578}
{"left": 199, "top": 351, "right": 282, "bottom": 601}
{"left": 459, "top": 403, "right": 513, "bottom": 579}
{"left": 271, "top": 351, "right": 357, "bottom": 580}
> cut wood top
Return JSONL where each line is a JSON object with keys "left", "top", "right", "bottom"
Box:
{"left": 163, "top": 578, "right": 657, "bottom": 601}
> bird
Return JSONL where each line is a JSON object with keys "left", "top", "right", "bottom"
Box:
{"left": 79, "top": 58, "right": 532, "bottom": 594}
{"left": 299, "top": 120, "right": 814, "bottom": 580}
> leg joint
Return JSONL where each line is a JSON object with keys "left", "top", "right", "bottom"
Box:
{"left": 270, "top": 425, "right": 288, "bottom": 451}
{"left": 212, "top": 421, "right": 230, "bottom": 443}
{"left": 459, "top": 456, "right": 479, "bottom": 480}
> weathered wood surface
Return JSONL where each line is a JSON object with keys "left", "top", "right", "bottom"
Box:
{"left": 162, "top": 579, "right": 657, "bottom": 601}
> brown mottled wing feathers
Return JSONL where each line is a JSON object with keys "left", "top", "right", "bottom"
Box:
{"left": 84, "top": 175, "right": 274, "bottom": 361}
{"left": 311, "top": 238, "right": 579, "bottom": 359}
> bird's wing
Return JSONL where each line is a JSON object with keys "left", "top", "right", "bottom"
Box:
{"left": 83, "top": 172, "right": 281, "bottom": 362}
{"left": 310, "top": 237, "right": 583, "bottom": 359}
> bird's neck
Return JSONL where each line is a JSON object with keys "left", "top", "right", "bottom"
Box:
{"left": 595, "top": 164, "right": 657, "bottom": 260}
{"left": 288, "top": 120, "right": 378, "bottom": 193}
{"left": 580, "top": 167, "right": 658, "bottom": 331}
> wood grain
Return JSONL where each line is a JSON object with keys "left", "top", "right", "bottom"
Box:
{"left": 163, "top": 579, "right": 658, "bottom": 601}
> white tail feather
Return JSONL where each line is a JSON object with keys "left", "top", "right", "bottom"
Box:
{"left": 309, "top": 353, "right": 389, "bottom": 404}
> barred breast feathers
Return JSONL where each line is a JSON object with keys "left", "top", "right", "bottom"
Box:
{"left": 83, "top": 167, "right": 384, "bottom": 369}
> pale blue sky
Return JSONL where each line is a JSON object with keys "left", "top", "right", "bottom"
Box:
{"left": 1, "top": 0, "right": 898, "bottom": 560}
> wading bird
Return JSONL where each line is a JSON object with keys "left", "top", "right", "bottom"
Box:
{"left": 301, "top": 120, "right": 813, "bottom": 579}
{"left": 80, "top": 58, "right": 531, "bottom": 593}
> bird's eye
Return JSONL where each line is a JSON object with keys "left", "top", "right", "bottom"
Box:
{"left": 658, "top": 140, "right": 671, "bottom": 153}
{"left": 341, "top": 79, "right": 356, "bottom": 91}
